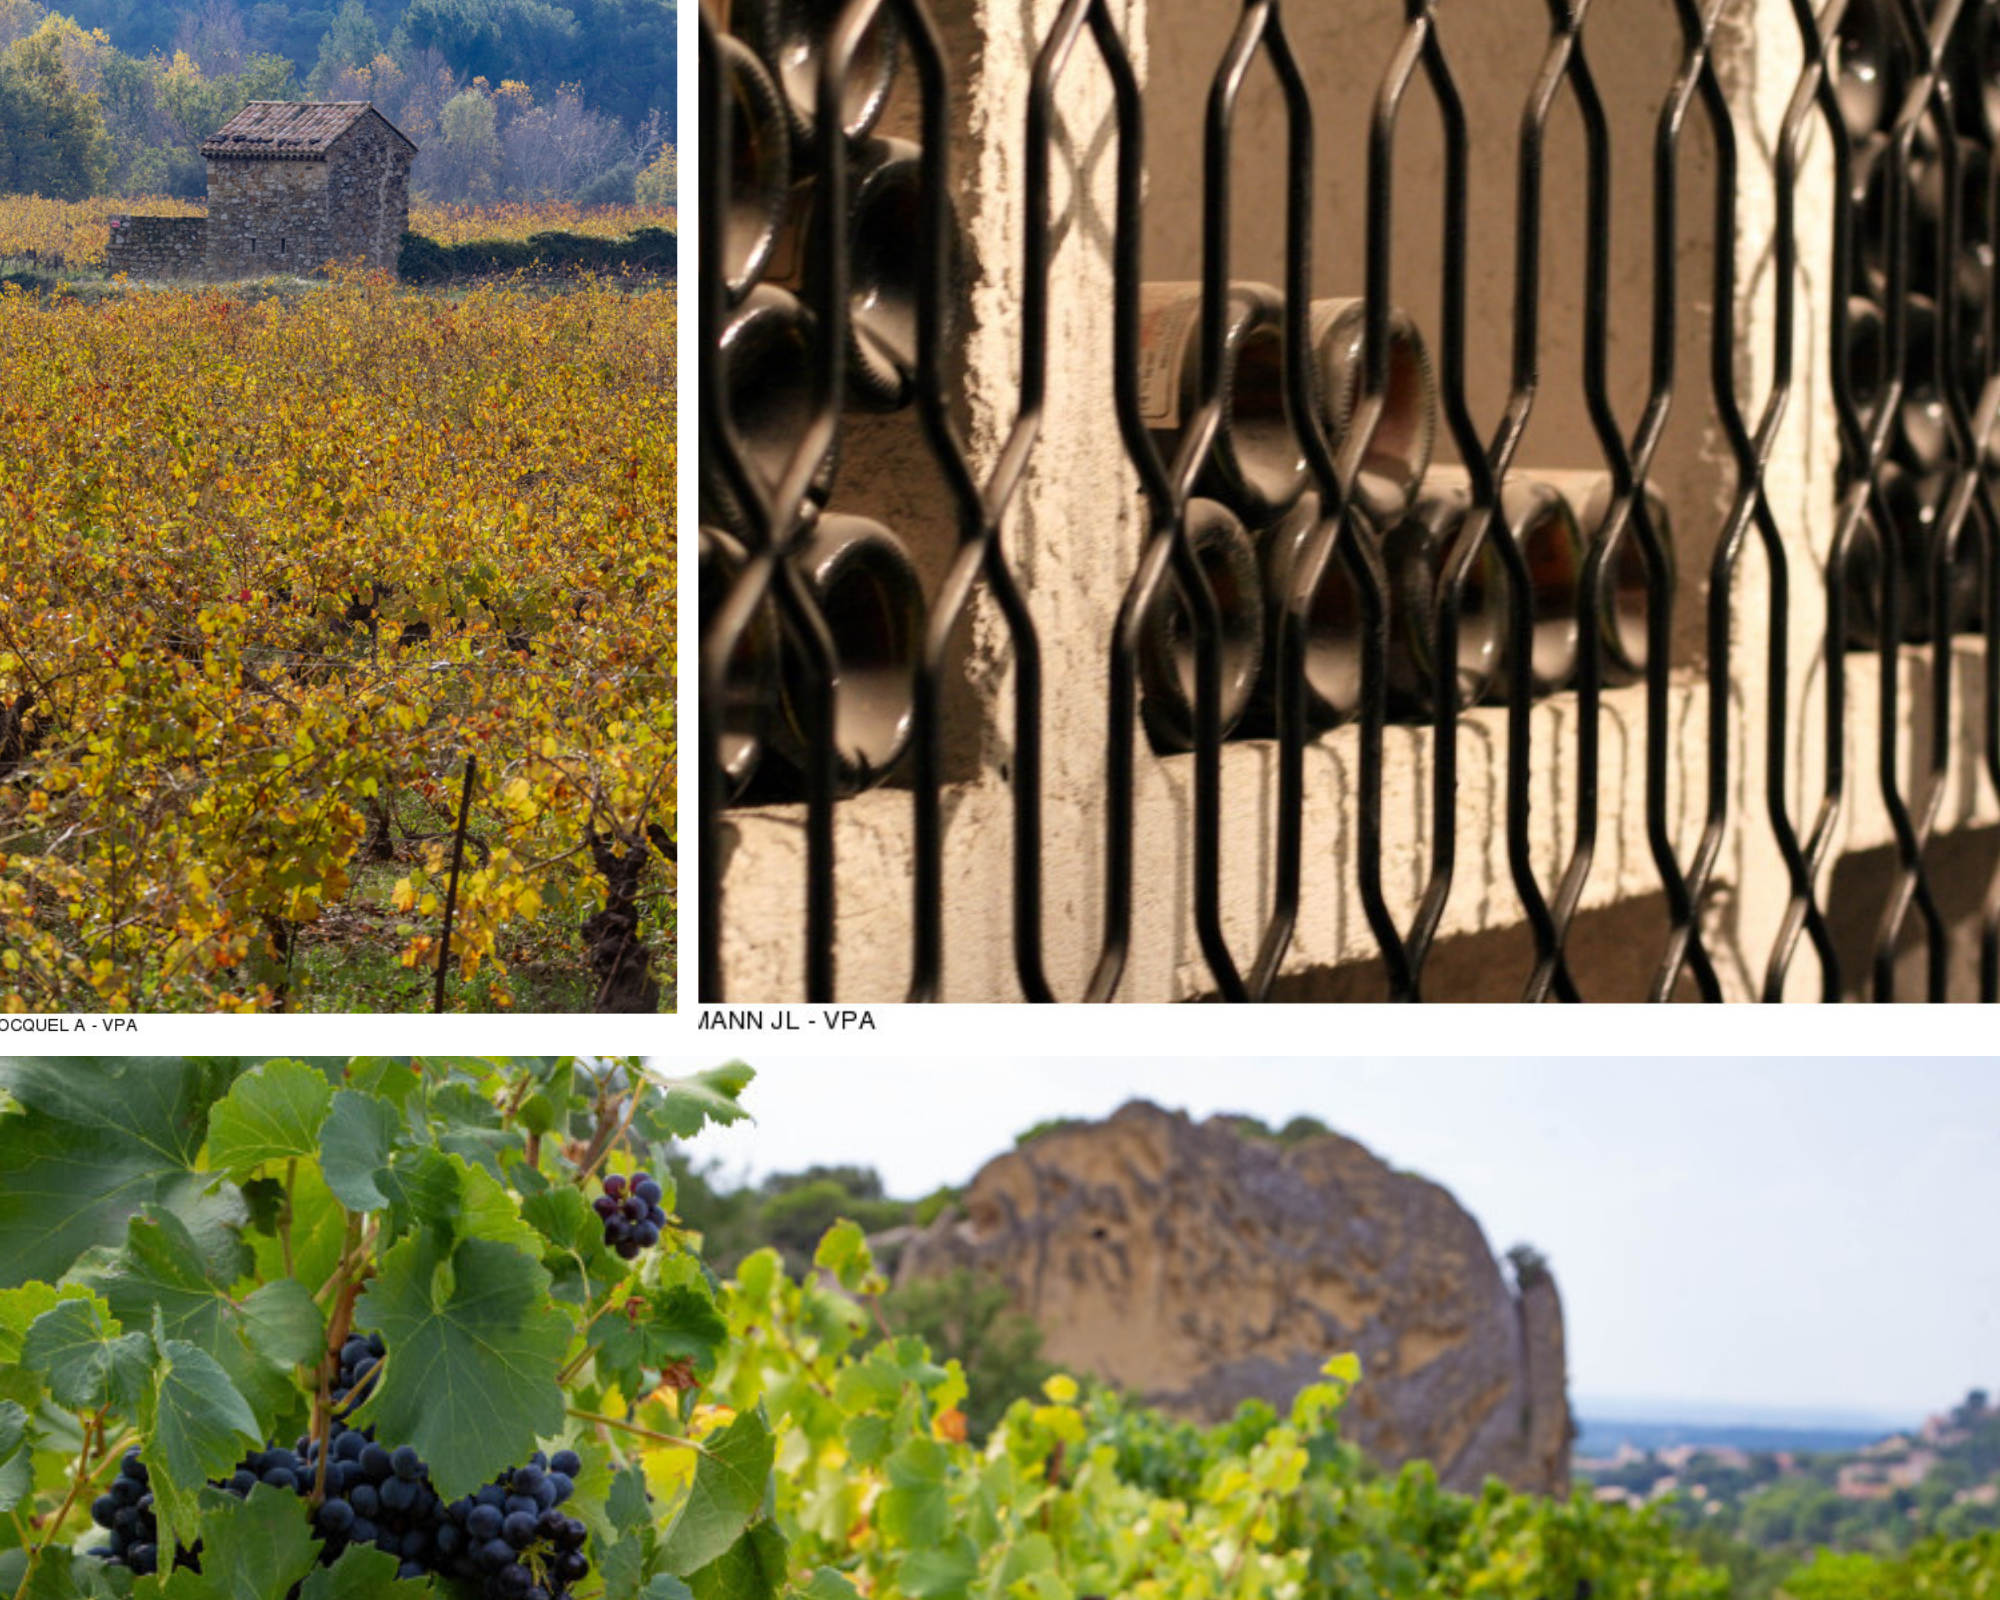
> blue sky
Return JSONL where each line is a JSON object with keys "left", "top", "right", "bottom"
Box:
{"left": 662, "top": 1056, "right": 2000, "bottom": 1426}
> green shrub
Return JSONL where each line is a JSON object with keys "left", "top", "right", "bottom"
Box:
{"left": 398, "top": 227, "right": 675, "bottom": 283}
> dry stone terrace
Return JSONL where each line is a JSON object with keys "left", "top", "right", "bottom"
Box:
{"left": 106, "top": 100, "right": 417, "bottom": 282}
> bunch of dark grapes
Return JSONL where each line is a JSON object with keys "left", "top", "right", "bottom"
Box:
{"left": 433, "top": 1452, "right": 589, "bottom": 1599}
{"left": 593, "top": 1171, "right": 665, "bottom": 1259}
{"left": 91, "top": 1440, "right": 317, "bottom": 1577}
{"left": 93, "top": 1334, "right": 590, "bottom": 1598}
{"left": 331, "top": 1330, "right": 387, "bottom": 1409}
{"left": 91, "top": 1451, "right": 176, "bottom": 1577}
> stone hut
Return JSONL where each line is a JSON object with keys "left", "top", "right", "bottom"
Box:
{"left": 107, "top": 102, "right": 417, "bottom": 280}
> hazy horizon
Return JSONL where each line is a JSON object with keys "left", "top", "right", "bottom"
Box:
{"left": 657, "top": 1056, "right": 2000, "bottom": 1421}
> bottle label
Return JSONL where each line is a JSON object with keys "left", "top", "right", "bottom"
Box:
{"left": 1136, "top": 283, "right": 1203, "bottom": 430}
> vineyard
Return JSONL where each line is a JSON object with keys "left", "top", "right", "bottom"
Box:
{"left": 0, "top": 197, "right": 208, "bottom": 274}
{"left": 0, "top": 273, "right": 674, "bottom": 1011}
{"left": 404, "top": 204, "right": 679, "bottom": 250}
{"left": 1, "top": 1055, "right": 1995, "bottom": 1600}
{"left": 0, "top": 198, "right": 678, "bottom": 274}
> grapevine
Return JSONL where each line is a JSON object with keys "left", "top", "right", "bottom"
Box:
{"left": 5, "top": 1057, "right": 1993, "bottom": 1600}
{"left": 0, "top": 1057, "right": 772, "bottom": 1599}
{"left": 0, "top": 267, "right": 675, "bottom": 1012}
{"left": 0, "top": 197, "right": 675, "bottom": 269}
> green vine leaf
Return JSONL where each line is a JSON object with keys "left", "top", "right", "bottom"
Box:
{"left": 659, "top": 1407, "right": 775, "bottom": 1577}
{"left": 877, "top": 1436, "right": 951, "bottom": 1548}
{"left": 518, "top": 1186, "right": 624, "bottom": 1302}
{"left": 20, "top": 1295, "right": 150, "bottom": 1413}
{"left": 0, "top": 1399, "right": 31, "bottom": 1514}
{"left": 350, "top": 1233, "right": 569, "bottom": 1499}
{"left": 204, "top": 1061, "right": 333, "bottom": 1180}
{"left": 595, "top": 1285, "right": 728, "bottom": 1390}
{"left": 69, "top": 1211, "right": 289, "bottom": 1433}
{"left": 238, "top": 1280, "right": 324, "bottom": 1371}
{"left": 296, "top": 1541, "right": 428, "bottom": 1599}
{"left": 685, "top": 1518, "right": 787, "bottom": 1600}
{"left": 0, "top": 1061, "right": 237, "bottom": 1289}
{"left": 0, "top": 1283, "right": 70, "bottom": 1364}
{"left": 645, "top": 1066, "right": 754, "bottom": 1141}
{"left": 154, "top": 1485, "right": 320, "bottom": 1600}
{"left": 139, "top": 1327, "right": 261, "bottom": 1554}
{"left": 319, "top": 1091, "right": 405, "bottom": 1214}
{"left": 792, "top": 1572, "right": 863, "bottom": 1600}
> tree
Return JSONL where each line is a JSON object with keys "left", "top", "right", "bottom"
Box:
{"left": 635, "top": 142, "right": 672, "bottom": 208}
{"left": 1507, "top": 1241, "right": 1552, "bottom": 1289}
{"left": 0, "top": 22, "right": 111, "bottom": 198}
{"left": 425, "top": 83, "right": 500, "bottom": 199}
{"left": 152, "top": 47, "right": 295, "bottom": 148}
{"left": 305, "top": 0, "right": 377, "bottom": 93}
{"left": 0, "top": 0, "right": 46, "bottom": 49}
{"left": 880, "top": 1268, "right": 1054, "bottom": 1442}
{"left": 172, "top": 0, "right": 247, "bottom": 74}
{"left": 499, "top": 84, "right": 621, "bottom": 198}
{"left": 401, "top": 0, "right": 579, "bottom": 87}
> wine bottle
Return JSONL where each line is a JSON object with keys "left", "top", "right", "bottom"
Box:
{"left": 1845, "top": 464, "right": 1980, "bottom": 647}
{"left": 1833, "top": 0, "right": 1899, "bottom": 143}
{"left": 733, "top": 0, "right": 901, "bottom": 148}
{"left": 699, "top": 283, "right": 837, "bottom": 531}
{"left": 1950, "top": 4, "right": 2000, "bottom": 144}
{"left": 1845, "top": 293, "right": 1887, "bottom": 415}
{"left": 1537, "top": 469, "right": 1675, "bottom": 687}
{"left": 1309, "top": 297, "right": 1438, "bottom": 523}
{"left": 1139, "top": 281, "right": 1310, "bottom": 526}
{"left": 1136, "top": 498, "right": 1267, "bottom": 752}
{"left": 1857, "top": 127, "right": 1944, "bottom": 294}
{"left": 713, "top": 32, "right": 791, "bottom": 300}
{"left": 1243, "top": 491, "right": 1366, "bottom": 734}
{"left": 765, "top": 136, "right": 962, "bottom": 411}
{"left": 1957, "top": 136, "right": 1994, "bottom": 247}
{"left": 1380, "top": 477, "right": 1509, "bottom": 720}
{"left": 1894, "top": 292, "right": 1949, "bottom": 475}
{"left": 1419, "top": 466, "right": 1587, "bottom": 698}
{"left": 1954, "top": 241, "right": 1993, "bottom": 404}
{"left": 770, "top": 509, "right": 927, "bottom": 793}
{"left": 700, "top": 525, "right": 783, "bottom": 798}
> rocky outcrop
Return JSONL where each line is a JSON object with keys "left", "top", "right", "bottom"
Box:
{"left": 896, "top": 1101, "right": 1572, "bottom": 1495}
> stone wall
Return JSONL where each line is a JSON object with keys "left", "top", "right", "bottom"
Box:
{"left": 896, "top": 1101, "right": 1574, "bottom": 1496}
{"left": 104, "top": 216, "right": 206, "bottom": 280}
{"left": 324, "top": 115, "right": 413, "bottom": 272}
{"left": 204, "top": 157, "right": 330, "bottom": 279}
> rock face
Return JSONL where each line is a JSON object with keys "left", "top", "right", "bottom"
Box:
{"left": 896, "top": 1101, "right": 1572, "bottom": 1495}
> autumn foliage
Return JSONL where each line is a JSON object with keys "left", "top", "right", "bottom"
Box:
{"left": 0, "top": 193, "right": 675, "bottom": 267}
{"left": 0, "top": 272, "right": 674, "bottom": 1010}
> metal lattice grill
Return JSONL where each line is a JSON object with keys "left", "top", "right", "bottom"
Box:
{"left": 698, "top": 0, "right": 2000, "bottom": 1003}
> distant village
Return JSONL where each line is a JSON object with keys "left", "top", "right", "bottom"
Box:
{"left": 1579, "top": 1391, "right": 2000, "bottom": 1529}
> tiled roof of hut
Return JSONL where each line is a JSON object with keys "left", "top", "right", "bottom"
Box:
{"left": 200, "top": 102, "right": 417, "bottom": 160}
